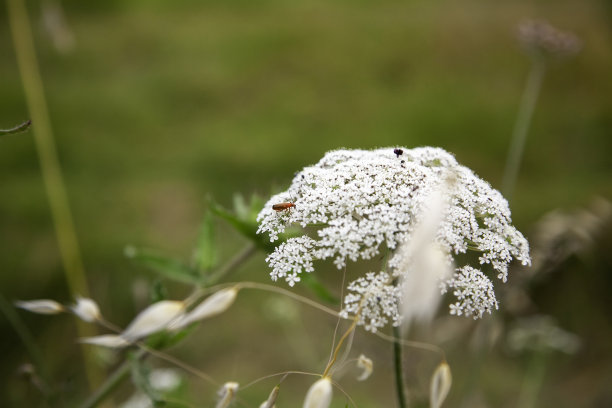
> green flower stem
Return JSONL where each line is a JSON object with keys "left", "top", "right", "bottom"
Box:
{"left": 502, "top": 57, "right": 546, "bottom": 200}
{"left": 393, "top": 325, "right": 408, "bottom": 408}
{"left": 204, "top": 242, "right": 256, "bottom": 285}
{"left": 6, "top": 0, "right": 100, "bottom": 391}
{"left": 516, "top": 350, "right": 550, "bottom": 408}
{"left": 79, "top": 349, "right": 147, "bottom": 408}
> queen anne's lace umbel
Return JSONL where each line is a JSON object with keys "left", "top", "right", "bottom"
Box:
{"left": 257, "top": 147, "right": 531, "bottom": 331}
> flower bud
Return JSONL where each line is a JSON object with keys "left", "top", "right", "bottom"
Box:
{"left": 170, "top": 287, "right": 238, "bottom": 330}
{"left": 121, "top": 300, "right": 185, "bottom": 341}
{"left": 430, "top": 361, "right": 452, "bottom": 408}
{"left": 79, "top": 334, "right": 130, "bottom": 348}
{"left": 15, "top": 299, "right": 64, "bottom": 315}
{"left": 303, "top": 377, "right": 332, "bottom": 408}
{"left": 259, "top": 385, "right": 279, "bottom": 408}
{"left": 71, "top": 296, "right": 101, "bottom": 322}
{"left": 216, "top": 382, "right": 239, "bottom": 408}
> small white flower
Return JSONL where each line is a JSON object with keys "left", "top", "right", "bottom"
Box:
{"left": 356, "top": 354, "right": 373, "bottom": 381}
{"left": 15, "top": 299, "right": 64, "bottom": 314}
{"left": 216, "top": 382, "right": 239, "bottom": 408}
{"left": 71, "top": 296, "right": 101, "bottom": 322}
{"left": 303, "top": 377, "right": 333, "bottom": 408}
{"left": 122, "top": 300, "right": 185, "bottom": 341}
{"left": 170, "top": 287, "right": 238, "bottom": 330}
{"left": 79, "top": 334, "right": 130, "bottom": 348}
{"left": 258, "top": 148, "right": 531, "bottom": 330}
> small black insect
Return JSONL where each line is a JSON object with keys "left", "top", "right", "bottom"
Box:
{"left": 393, "top": 148, "right": 403, "bottom": 158}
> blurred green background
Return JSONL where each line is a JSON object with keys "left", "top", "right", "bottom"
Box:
{"left": 1, "top": 0, "right": 611, "bottom": 407}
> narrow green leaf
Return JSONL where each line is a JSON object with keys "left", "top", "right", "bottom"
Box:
{"left": 301, "top": 273, "right": 339, "bottom": 304}
{"left": 193, "top": 210, "right": 216, "bottom": 272}
{"left": 125, "top": 246, "right": 199, "bottom": 284}
{"left": 210, "top": 203, "right": 263, "bottom": 244}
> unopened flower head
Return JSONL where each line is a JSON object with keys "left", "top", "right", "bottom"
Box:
{"left": 517, "top": 19, "right": 581, "bottom": 59}
{"left": 71, "top": 296, "right": 101, "bottom": 322}
{"left": 258, "top": 148, "right": 531, "bottom": 331}
{"left": 216, "top": 382, "right": 239, "bottom": 408}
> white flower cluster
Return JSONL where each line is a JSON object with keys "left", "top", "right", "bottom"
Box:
{"left": 442, "top": 266, "right": 499, "bottom": 318}
{"left": 257, "top": 147, "right": 531, "bottom": 331}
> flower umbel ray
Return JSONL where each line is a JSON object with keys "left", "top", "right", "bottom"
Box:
{"left": 257, "top": 147, "right": 531, "bottom": 331}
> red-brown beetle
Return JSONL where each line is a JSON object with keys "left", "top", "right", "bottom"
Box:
{"left": 272, "top": 202, "right": 296, "bottom": 212}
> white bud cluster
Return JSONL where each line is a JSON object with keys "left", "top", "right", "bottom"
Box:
{"left": 258, "top": 148, "right": 531, "bottom": 331}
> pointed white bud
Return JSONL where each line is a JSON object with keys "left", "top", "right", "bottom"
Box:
{"left": 215, "top": 382, "right": 239, "bottom": 408}
{"left": 430, "top": 361, "right": 452, "bottom": 408}
{"left": 259, "top": 385, "right": 279, "bottom": 408}
{"left": 356, "top": 354, "right": 373, "bottom": 381}
{"left": 79, "top": 334, "right": 130, "bottom": 348}
{"left": 303, "top": 377, "right": 332, "bottom": 408}
{"left": 71, "top": 296, "right": 101, "bottom": 322}
{"left": 15, "top": 299, "right": 64, "bottom": 315}
{"left": 170, "top": 287, "right": 238, "bottom": 330}
{"left": 121, "top": 300, "right": 185, "bottom": 341}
